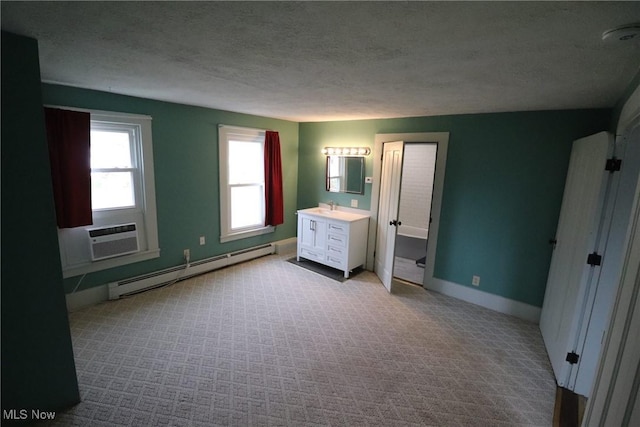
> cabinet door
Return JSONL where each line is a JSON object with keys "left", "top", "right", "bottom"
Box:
{"left": 313, "top": 219, "right": 327, "bottom": 250}
{"left": 299, "top": 216, "right": 316, "bottom": 248}
{"left": 299, "top": 215, "right": 327, "bottom": 250}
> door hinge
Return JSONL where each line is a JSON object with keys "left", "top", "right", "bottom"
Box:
{"left": 566, "top": 352, "right": 580, "bottom": 365}
{"left": 605, "top": 157, "right": 621, "bottom": 172}
{"left": 587, "top": 252, "right": 602, "bottom": 266}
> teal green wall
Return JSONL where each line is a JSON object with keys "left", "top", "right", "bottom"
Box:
{"left": 41, "top": 84, "right": 299, "bottom": 293}
{"left": 1, "top": 32, "right": 80, "bottom": 419}
{"left": 299, "top": 110, "right": 611, "bottom": 307}
{"left": 299, "top": 121, "right": 380, "bottom": 210}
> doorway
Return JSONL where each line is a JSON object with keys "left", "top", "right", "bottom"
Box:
{"left": 368, "top": 132, "right": 449, "bottom": 292}
{"left": 393, "top": 143, "right": 437, "bottom": 285}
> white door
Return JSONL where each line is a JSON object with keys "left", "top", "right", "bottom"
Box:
{"left": 571, "top": 124, "right": 640, "bottom": 396}
{"left": 540, "top": 131, "right": 613, "bottom": 389}
{"left": 375, "top": 141, "right": 404, "bottom": 292}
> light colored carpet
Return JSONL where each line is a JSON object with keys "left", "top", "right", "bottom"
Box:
{"left": 48, "top": 254, "right": 555, "bottom": 426}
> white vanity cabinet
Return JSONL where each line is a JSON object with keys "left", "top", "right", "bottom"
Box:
{"left": 297, "top": 208, "right": 369, "bottom": 278}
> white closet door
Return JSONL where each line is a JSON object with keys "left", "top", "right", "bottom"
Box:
{"left": 540, "top": 131, "right": 613, "bottom": 389}
{"left": 572, "top": 124, "right": 640, "bottom": 396}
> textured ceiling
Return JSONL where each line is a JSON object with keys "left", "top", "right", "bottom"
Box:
{"left": 2, "top": 1, "right": 640, "bottom": 122}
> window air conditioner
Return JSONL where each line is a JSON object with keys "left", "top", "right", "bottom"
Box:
{"left": 88, "top": 223, "right": 139, "bottom": 261}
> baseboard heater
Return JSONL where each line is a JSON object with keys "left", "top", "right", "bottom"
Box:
{"left": 107, "top": 243, "right": 274, "bottom": 300}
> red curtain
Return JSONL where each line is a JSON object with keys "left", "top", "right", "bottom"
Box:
{"left": 44, "top": 108, "right": 93, "bottom": 228}
{"left": 264, "top": 130, "right": 284, "bottom": 226}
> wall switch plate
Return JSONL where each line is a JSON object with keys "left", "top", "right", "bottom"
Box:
{"left": 351, "top": 199, "right": 358, "bottom": 207}
{"left": 365, "top": 177, "right": 373, "bottom": 184}
{"left": 472, "top": 275, "right": 480, "bottom": 286}
{"left": 199, "top": 236, "right": 205, "bottom": 245}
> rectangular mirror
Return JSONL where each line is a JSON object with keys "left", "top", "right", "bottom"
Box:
{"left": 326, "top": 156, "right": 365, "bottom": 194}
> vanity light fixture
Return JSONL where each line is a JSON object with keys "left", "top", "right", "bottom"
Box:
{"left": 321, "top": 147, "right": 371, "bottom": 156}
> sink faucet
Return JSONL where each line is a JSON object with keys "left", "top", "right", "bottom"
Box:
{"left": 328, "top": 201, "right": 336, "bottom": 210}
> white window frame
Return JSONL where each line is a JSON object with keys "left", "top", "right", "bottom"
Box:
{"left": 218, "top": 125, "right": 274, "bottom": 243}
{"left": 53, "top": 107, "right": 160, "bottom": 278}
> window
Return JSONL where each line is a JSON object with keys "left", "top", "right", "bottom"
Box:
{"left": 90, "top": 123, "right": 139, "bottom": 210}
{"left": 57, "top": 110, "right": 159, "bottom": 277}
{"left": 218, "top": 125, "right": 274, "bottom": 242}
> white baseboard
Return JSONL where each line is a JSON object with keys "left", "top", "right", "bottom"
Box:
{"left": 274, "top": 237, "right": 297, "bottom": 255}
{"left": 66, "top": 284, "right": 109, "bottom": 313}
{"left": 426, "top": 277, "right": 541, "bottom": 323}
{"left": 66, "top": 240, "right": 296, "bottom": 312}
{"left": 66, "top": 244, "right": 541, "bottom": 324}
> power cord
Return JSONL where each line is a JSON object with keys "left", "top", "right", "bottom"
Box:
{"left": 118, "top": 252, "right": 192, "bottom": 300}
{"left": 151, "top": 251, "right": 191, "bottom": 291}
{"left": 71, "top": 273, "right": 87, "bottom": 293}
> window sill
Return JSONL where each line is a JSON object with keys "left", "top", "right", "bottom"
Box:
{"left": 62, "top": 248, "right": 161, "bottom": 278}
{"left": 220, "top": 226, "right": 275, "bottom": 243}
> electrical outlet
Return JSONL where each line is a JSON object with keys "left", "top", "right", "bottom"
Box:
{"left": 199, "top": 236, "right": 205, "bottom": 245}
{"left": 183, "top": 249, "right": 190, "bottom": 260}
{"left": 472, "top": 275, "right": 480, "bottom": 286}
{"left": 351, "top": 199, "right": 358, "bottom": 208}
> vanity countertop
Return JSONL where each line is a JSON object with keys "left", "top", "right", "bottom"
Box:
{"left": 298, "top": 207, "right": 370, "bottom": 222}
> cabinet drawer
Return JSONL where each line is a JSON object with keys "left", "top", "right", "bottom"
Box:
{"left": 327, "top": 233, "right": 347, "bottom": 247}
{"left": 325, "top": 254, "right": 345, "bottom": 269}
{"left": 300, "top": 247, "right": 324, "bottom": 261}
{"left": 328, "top": 222, "right": 347, "bottom": 234}
{"left": 326, "top": 245, "right": 345, "bottom": 257}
